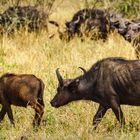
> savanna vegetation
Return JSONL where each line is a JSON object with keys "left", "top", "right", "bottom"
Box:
{"left": 0, "top": 0, "right": 140, "bottom": 140}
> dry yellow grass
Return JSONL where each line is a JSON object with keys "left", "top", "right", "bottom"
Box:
{"left": 0, "top": 1, "right": 139, "bottom": 140}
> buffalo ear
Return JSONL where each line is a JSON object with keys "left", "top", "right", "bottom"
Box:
{"left": 68, "top": 79, "right": 80, "bottom": 92}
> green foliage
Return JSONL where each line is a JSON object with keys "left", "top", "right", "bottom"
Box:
{"left": 86, "top": 0, "right": 140, "bottom": 18}
{"left": 115, "top": 0, "right": 140, "bottom": 18}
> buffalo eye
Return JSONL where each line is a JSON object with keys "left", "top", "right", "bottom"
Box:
{"left": 57, "top": 87, "right": 62, "bottom": 92}
{"left": 68, "top": 79, "right": 80, "bottom": 93}
{"left": 57, "top": 86, "right": 67, "bottom": 93}
{"left": 71, "top": 88, "right": 77, "bottom": 94}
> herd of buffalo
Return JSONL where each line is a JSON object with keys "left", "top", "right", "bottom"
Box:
{"left": 0, "top": 5, "right": 140, "bottom": 58}
{"left": 49, "top": 8, "right": 140, "bottom": 58}
{"left": 1, "top": 5, "right": 140, "bottom": 130}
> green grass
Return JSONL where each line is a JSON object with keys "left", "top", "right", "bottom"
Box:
{"left": 0, "top": 0, "right": 139, "bottom": 140}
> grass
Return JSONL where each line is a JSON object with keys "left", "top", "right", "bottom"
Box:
{"left": 0, "top": 0, "right": 139, "bottom": 140}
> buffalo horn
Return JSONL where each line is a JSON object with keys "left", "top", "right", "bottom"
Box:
{"left": 79, "top": 67, "right": 86, "bottom": 74}
{"left": 74, "top": 16, "right": 80, "bottom": 24}
{"left": 56, "top": 68, "right": 63, "bottom": 86}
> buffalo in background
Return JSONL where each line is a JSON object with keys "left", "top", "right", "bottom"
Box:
{"left": 110, "top": 14, "right": 140, "bottom": 42}
{"left": 65, "top": 8, "right": 109, "bottom": 40}
{"left": 0, "top": 5, "right": 48, "bottom": 34}
{"left": 110, "top": 14, "right": 140, "bottom": 58}
{"left": 50, "top": 8, "right": 140, "bottom": 58}
{"left": 50, "top": 8, "right": 109, "bottom": 41}
{"left": 50, "top": 8, "right": 140, "bottom": 43}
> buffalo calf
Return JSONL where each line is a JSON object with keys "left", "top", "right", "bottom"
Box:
{"left": 51, "top": 57, "right": 140, "bottom": 129}
{"left": 0, "top": 73, "right": 45, "bottom": 127}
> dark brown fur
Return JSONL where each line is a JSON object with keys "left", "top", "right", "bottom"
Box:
{"left": 49, "top": 8, "right": 109, "bottom": 41}
{"left": 51, "top": 57, "right": 140, "bottom": 129}
{"left": 0, "top": 73, "right": 45, "bottom": 127}
{"left": 0, "top": 6, "right": 48, "bottom": 34}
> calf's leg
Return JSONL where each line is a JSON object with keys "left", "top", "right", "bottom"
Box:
{"left": 30, "top": 100, "right": 44, "bottom": 127}
{"left": 6, "top": 105, "right": 15, "bottom": 126}
{"left": 0, "top": 106, "right": 6, "bottom": 123}
{"left": 34, "top": 102, "right": 44, "bottom": 127}
{"left": 93, "top": 105, "right": 108, "bottom": 130}
{"left": 1, "top": 99, "right": 15, "bottom": 126}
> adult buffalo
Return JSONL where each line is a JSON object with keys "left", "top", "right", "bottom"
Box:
{"left": 51, "top": 57, "right": 140, "bottom": 129}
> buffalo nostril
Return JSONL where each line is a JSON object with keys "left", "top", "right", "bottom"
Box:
{"left": 50, "top": 100, "right": 57, "bottom": 107}
{"left": 50, "top": 100, "right": 53, "bottom": 106}
{"left": 125, "top": 34, "right": 132, "bottom": 41}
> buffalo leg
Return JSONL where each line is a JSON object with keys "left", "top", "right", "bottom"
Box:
{"left": 93, "top": 105, "right": 108, "bottom": 130}
{"left": 33, "top": 109, "right": 44, "bottom": 127}
{"left": 110, "top": 98, "right": 125, "bottom": 126}
{"left": 0, "top": 106, "right": 6, "bottom": 123}
{"left": 36, "top": 102, "right": 44, "bottom": 126}
{"left": 106, "top": 85, "right": 125, "bottom": 127}
{"left": 31, "top": 101, "right": 44, "bottom": 127}
{"left": 1, "top": 98, "right": 15, "bottom": 126}
{"left": 6, "top": 106, "right": 15, "bottom": 126}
